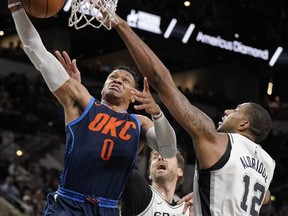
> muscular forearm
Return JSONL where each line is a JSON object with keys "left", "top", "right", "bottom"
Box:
{"left": 114, "top": 18, "right": 185, "bottom": 126}
{"left": 114, "top": 15, "right": 217, "bottom": 145}
{"left": 115, "top": 19, "right": 174, "bottom": 93}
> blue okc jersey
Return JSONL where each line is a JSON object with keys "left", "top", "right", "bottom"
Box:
{"left": 59, "top": 96, "right": 141, "bottom": 200}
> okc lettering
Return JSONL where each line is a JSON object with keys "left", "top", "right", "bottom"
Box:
{"left": 88, "top": 113, "right": 136, "bottom": 140}
{"left": 240, "top": 156, "right": 268, "bottom": 183}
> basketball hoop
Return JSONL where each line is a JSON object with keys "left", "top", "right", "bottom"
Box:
{"left": 68, "top": 0, "right": 119, "bottom": 30}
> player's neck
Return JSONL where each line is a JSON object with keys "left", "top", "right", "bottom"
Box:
{"left": 101, "top": 100, "right": 128, "bottom": 113}
{"left": 152, "top": 182, "right": 176, "bottom": 204}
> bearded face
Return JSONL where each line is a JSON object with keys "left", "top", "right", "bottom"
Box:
{"left": 149, "top": 152, "right": 179, "bottom": 184}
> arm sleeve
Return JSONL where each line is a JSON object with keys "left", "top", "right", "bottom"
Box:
{"left": 146, "top": 112, "right": 177, "bottom": 158}
{"left": 12, "top": 9, "right": 69, "bottom": 92}
{"left": 120, "top": 169, "right": 152, "bottom": 215}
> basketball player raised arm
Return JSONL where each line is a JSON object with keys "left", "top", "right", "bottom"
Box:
{"left": 108, "top": 14, "right": 275, "bottom": 216}
{"left": 8, "top": 1, "right": 179, "bottom": 215}
{"left": 8, "top": 0, "right": 177, "bottom": 158}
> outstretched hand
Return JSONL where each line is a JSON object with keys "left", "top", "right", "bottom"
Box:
{"left": 55, "top": 50, "right": 81, "bottom": 82}
{"left": 177, "top": 192, "right": 193, "bottom": 216}
{"left": 91, "top": 0, "right": 121, "bottom": 29}
{"left": 131, "top": 77, "right": 160, "bottom": 116}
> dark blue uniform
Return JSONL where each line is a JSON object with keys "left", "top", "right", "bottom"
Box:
{"left": 44, "top": 97, "right": 141, "bottom": 215}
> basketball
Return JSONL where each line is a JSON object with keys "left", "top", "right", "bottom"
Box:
{"left": 21, "top": 0, "right": 65, "bottom": 18}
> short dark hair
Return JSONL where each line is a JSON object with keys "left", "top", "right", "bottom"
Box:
{"left": 149, "top": 149, "right": 185, "bottom": 189}
{"left": 112, "top": 65, "right": 140, "bottom": 89}
{"left": 246, "top": 102, "right": 272, "bottom": 143}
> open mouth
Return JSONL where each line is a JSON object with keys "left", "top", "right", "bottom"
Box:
{"left": 218, "top": 116, "right": 226, "bottom": 125}
{"left": 157, "top": 163, "right": 167, "bottom": 171}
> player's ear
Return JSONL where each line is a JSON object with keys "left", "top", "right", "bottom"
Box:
{"left": 177, "top": 168, "right": 183, "bottom": 177}
{"left": 238, "top": 120, "right": 250, "bottom": 131}
{"left": 129, "top": 96, "right": 135, "bottom": 103}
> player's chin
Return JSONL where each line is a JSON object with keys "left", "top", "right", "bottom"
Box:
{"left": 106, "top": 90, "right": 122, "bottom": 98}
{"left": 153, "top": 173, "right": 166, "bottom": 181}
{"left": 155, "top": 169, "right": 167, "bottom": 176}
{"left": 216, "top": 122, "right": 223, "bottom": 132}
{"left": 107, "top": 87, "right": 121, "bottom": 93}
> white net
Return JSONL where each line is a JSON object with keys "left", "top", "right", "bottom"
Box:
{"left": 68, "top": 0, "right": 119, "bottom": 30}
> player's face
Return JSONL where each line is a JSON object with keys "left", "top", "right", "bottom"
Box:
{"left": 149, "top": 151, "right": 179, "bottom": 184}
{"left": 217, "top": 103, "right": 249, "bottom": 133}
{"left": 101, "top": 70, "right": 136, "bottom": 102}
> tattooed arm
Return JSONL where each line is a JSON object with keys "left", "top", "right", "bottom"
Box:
{"left": 113, "top": 15, "right": 227, "bottom": 169}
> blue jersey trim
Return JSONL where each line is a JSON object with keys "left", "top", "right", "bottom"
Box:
{"left": 62, "top": 96, "right": 95, "bottom": 184}
{"left": 56, "top": 186, "right": 86, "bottom": 203}
{"left": 129, "top": 113, "right": 141, "bottom": 139}
{"left": 98, "top": 197, "right": 118, "bottom": 208}
{"left": 43, "top": 193, "right": 51, "bottom": 215}
{"left": 68, "top": 96, "right": 95, "bottom": 127}
{"left": 56, "top": 186, "right": 118, "bottom": 208}
{"left": 66, "top": 96, "right": 94, "bottom": 153}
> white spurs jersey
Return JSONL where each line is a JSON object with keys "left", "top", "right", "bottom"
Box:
{"left": 193, "top": 133, "right": 275, "bottom": 216}
{"left": 138, "top": 186, "right": 189, "bottom": 216}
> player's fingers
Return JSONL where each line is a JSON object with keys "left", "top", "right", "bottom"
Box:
{"left": 177, "top": 193, "right": 193, "bottom": 205}
{"left": 133, "top": 104, "right": 147, "bottom": 111}
{"left": 62, "top": 51, "right": 72, "bottom": 64}
{"left": 55, "top": 50, "right": 65, "bottom": 65}
{"left": 143, "top": 77, "right": 150, "bottom": 93}
{"left": 177, "top": 197, "right": 186, "bottom": 204}
{"left": 189, "top": 204, "right": 193, "bottom": 216}
{"left": 133, "top": 95, "right": 148, "bottom": 104}
{"left": 131, "top": 89, "right": 145, "bottom": 98}
{"left": 182, "top": 202, "right": 189, "bottom": 214}
{"left": 182, "top": 200, "right": 193, "bottom": 215}
{"left": 71, "top": 59, "right": 78, "bottom": 73}
{"left": 188, "top": 200, "right": 193, "bottom": 216}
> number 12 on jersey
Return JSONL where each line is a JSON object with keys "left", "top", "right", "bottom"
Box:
{"left": 241, "top": 174, "right": 265, "bottom": 216}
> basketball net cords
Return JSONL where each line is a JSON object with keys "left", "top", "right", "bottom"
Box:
{"left": 68, "top": 0, "right": 119, "bottom": 30}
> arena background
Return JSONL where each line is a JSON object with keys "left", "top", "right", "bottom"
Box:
{"left": 0, "top": 0, "right": 287, "bottom": 215}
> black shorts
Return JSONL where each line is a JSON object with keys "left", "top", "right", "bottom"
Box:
{"left": 43, "top": 192, "right": 119, "bottom": 216}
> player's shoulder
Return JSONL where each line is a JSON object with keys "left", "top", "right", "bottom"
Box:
{"left": 135, "top": 114, "right": 150, "bottom": 120}
{"left": 135, "top": 114, "right": 152, "bottom": 125}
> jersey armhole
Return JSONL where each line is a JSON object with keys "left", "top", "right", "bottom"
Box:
{"left": 200, "top": 135, "right": 232, "bottom": 172}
